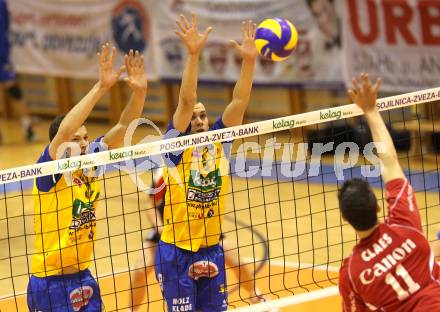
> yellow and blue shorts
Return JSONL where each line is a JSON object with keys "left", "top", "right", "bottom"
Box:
{"left": 155, "top": 240, "right": 228, "bottom": 312}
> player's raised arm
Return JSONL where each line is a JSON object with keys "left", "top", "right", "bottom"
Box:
{"left": 48, "top": 43, "right": 125, "bottom": 159}
{"left": 103, "top": 49, "right": 148, "bottom": 149}
{"left": 348, "top": 73, "right": 405, "bottom": 183}
{"left": 222, "top": 21, "right": 257, "bottom": 127}
{"left": 173, "top": 13, "right": 212, "bottom": 132}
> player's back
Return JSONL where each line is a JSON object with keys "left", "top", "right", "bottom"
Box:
{"left": 343, "top": 223, "right": 440, "bottom": 311}
{"left": 340, "top": 178, "right": 440, "bottom": 311}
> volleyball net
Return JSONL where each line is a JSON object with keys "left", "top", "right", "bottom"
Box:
{"left": 1, "top": 87, "right": 440, "bottom": 311}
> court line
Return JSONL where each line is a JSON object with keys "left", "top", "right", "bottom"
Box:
{"left": 229, "top": 286, "right": 340, "bottom": 312}
{"left": 241, "top": 257, "right": 340, "bottom": 273}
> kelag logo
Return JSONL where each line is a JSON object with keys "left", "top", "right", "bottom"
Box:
{"left": 58, "top": 159, "right": 82, "bottom": 171}
{"left": 111, "top": 0, "right": 150, "bottom": 53}
{"left": 273, "top": 118, "right": 295, "bottom": 130}
{"left": 109, "top": 150, "right": 133, "bottom": 160}
{"left": 320, "top": 109, "right": 342, "bottom": 120}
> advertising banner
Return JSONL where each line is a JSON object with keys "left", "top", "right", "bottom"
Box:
{"left": 341, "top": 0, "right": 440, "bottom": 92}
{"left": 8, "top": 0, "right": 156, "bottom": 79}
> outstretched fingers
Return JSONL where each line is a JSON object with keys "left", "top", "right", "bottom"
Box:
{"left": 373, "top": 77, "right": 382, "bottom": 93}
{"left": 191, "top": 12, "right": 197, "bottom": 29}
{"left": 140, "top": 54, "right": 145, "bottom": 69}
{"left": 361, "top": 72, "right": 372, "bottom": 91}
{"left": 134, "top": 50, "right": 140, "bottom": 67}
{"left": 176, "top": 19, "right": 186, "bottom": 34}
{"left": 109, "top": 46, "right": 116, "bottom": 65}
{"left": 247, "top": 20, "right": 254, "bottom": 38}
{"left": 229, "top": 39, "right": 240, "bottom": 50}
{"left": 241, "top": 21, "right": 247, "bottom": 39}
{"left": 98, "top": 43, "right": 110, "bottom": 64}
{"left": 180, "top": 14, "right": 190, "bottom": 30}
{"left": 351, "top": 77, "right": 360, "bottom": 92}
{"left": 202, "top": 26, "right": 212, "bottom": 41}
{"left": 250, "top": 22, "right": 257, "bottom": 39}
{"left": 347, "top": 89, "right": 357, "bottom": 102}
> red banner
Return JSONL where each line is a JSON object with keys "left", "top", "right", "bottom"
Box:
{"left": 341, "top": 0, "right": 440, "bottom": 92}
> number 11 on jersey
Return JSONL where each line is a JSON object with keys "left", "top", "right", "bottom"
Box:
{"left": 385, "top": 264, "right": 421, "bottom": 300}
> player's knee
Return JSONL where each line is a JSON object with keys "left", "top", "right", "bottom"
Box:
{"left": 7, "top": 84, "right": 23, "bottom": 100}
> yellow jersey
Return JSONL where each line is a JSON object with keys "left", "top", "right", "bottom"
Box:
{"left": 31, "top": 146, "right": 100, "bottom": 277}
{"left": 161, "top": 118, "right": 230, "bottom": 251}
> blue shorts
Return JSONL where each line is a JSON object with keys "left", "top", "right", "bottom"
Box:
{"left": 155, "top": 240, "right": 228, "bottom": 312}
{"left": 0, "top": 57, "right": 15, "bottom": 82}
{"left": 27, "top": 269, "right": 103, "bottom": 312}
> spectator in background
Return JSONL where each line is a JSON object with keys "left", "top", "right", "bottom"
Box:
{"left": 307, "top": 0, "right": 340, "bottom": 50}
{"left": 0, "top": 0, "right": 36, "bottom": 142}
{"left": 306, "top": 0, "right": 342, "bottom": 80}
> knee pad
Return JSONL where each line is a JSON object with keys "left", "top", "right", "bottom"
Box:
{"left": 7, "top": 84, "right": 23, "bottom": 100}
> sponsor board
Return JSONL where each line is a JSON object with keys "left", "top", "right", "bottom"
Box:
{"left": 0, "top": 167, "right": 43, "bottom": 182}
{"left": 159, "top": 126, "right": 259, "bottom": 152}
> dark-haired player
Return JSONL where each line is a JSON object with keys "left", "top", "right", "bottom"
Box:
{"left": 27, "top": 44, "right": 148, "bottom": 311}
{"left": 338, "top": 73, "right": 440, "bottom": 311}
{"left": 154, "top": 13, "right": 258, "bottom": 312}
{"left": 128, "top": 169, "right": 279, "bottom": 312}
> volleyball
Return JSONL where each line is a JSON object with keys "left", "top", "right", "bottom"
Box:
{"left": 255, "top": 18, "right": 298, "bottom": 62}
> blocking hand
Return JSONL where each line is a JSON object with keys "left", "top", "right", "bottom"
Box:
{"left": 348, "top": 73, "right": 382, "bottom": 113}
{"left": 124, "top": 49, "right": 147, "bottom": 92}
{"left": 97, "top": 43, "right": 125, "bottom": 90}
{"left": 175, "top": 13, "right": 212, "bottom": 55}
{"left": 229, "top": 20, "right": 258, "bottom": 62}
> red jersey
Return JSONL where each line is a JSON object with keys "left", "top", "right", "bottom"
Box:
{"left": 339, "top": 178, "right": 440, "bottom": 311}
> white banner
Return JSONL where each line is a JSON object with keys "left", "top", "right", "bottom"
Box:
{"left": 8, "top": 0, "right": 157, "bottom": 79}
{"left": 150, "top": 0, "right": 343, "bottom": 84}
{"left": 341, "top": 0, "right": 440, "bottom": 92}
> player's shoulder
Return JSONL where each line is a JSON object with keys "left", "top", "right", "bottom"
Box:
{"left": 385, "top": 178, "right": 410, "bottom": 196}
{"left": 339, "top": 256, "right": 355, "bottom": 292}
{"left": 339, "top": 256, "right": 352, "bottom": 274}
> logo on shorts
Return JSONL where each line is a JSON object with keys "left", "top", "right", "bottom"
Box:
{"left": 219, "top": 283, "right": 226, "bottom": 293}
{"left": 157, "top": 273, "right": 164, "bottom": 292}
{"left": 69, "top": 286, "right": 93, "bottom": 312}
{"left": 188, "top": 261, "right": 219, "bottom": 280}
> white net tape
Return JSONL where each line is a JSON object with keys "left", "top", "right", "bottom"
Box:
{"left": 1, "top": 87, "right": 439, "bottom": 184}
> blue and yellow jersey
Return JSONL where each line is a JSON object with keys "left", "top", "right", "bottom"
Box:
{"left": 31, "top": 140, "right": 103, "bottom": 277}
{"left": 161, "top": 118, "right": 231, "bottom": 251}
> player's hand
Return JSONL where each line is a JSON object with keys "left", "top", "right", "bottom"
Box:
{"left": 97, "top": 43, "right": 125, "bottom": 90}
{"left": 348, "top": 73, "right": 382, "bottom": 113}
{"left": 175, "top": 13, "right": 212, "bottom": 55}
{"left": 229, "top": 20, "right": 258, "bottom": 62}
{"left": 124, "top": 49, "right": 148, "bottom": 92}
